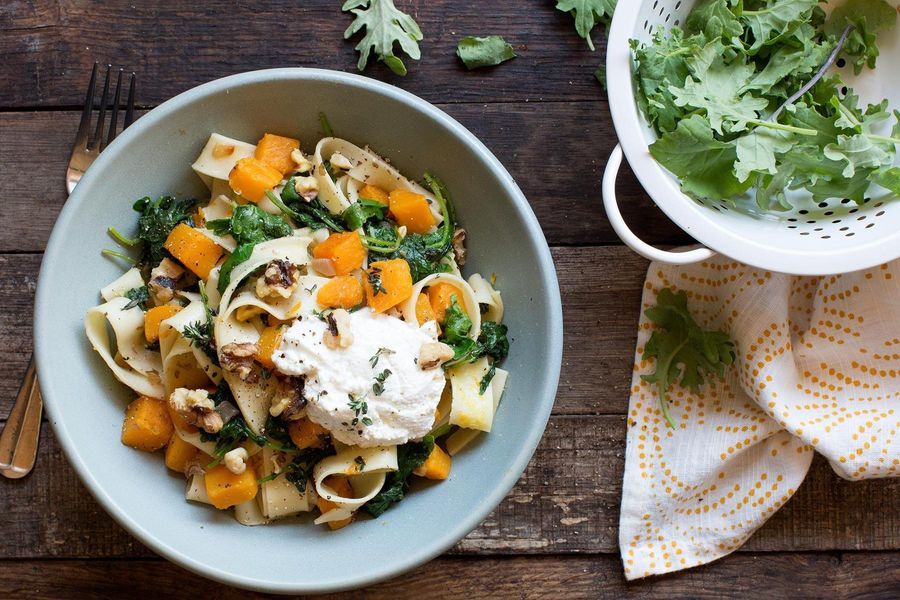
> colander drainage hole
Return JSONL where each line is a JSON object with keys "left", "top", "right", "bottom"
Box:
{"left": 822, "top": 235, "right": 831, "bottom": 239}
{"left": 799, "top": 209, "right": 809, "bottom": 215}
{"left": 837, "top": 58, "right": 846, "bottom": 68}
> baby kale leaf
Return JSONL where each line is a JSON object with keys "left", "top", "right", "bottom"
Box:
{"left": 342, "top": 0, "right": 423, "bottom": 76}
{"left": 641, "top": 288, "right": 735, "bottom": 429}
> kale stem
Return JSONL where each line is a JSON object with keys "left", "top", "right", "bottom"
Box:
{"left": 768, "top": 24, "right": 853, "bottom": 122}
{"left": 868, "top": 134, "right": 900, "bottom": 145}
{"left": 265, "top": 189, "right": 301, "bottom": 221}
{"left": 319, "top": 112, "right": 334, "bottom": 138}
{"left": 101, "top": 249, "right": 137, "bottom": 264}
{"left": 108, "top": 227, "right": 139, "bottom": 247}
{"left": 362, "top": 232, "right": 402, "bottom": 253}
{"left": 748, "top": 119, "right": 817, "bottom": 136}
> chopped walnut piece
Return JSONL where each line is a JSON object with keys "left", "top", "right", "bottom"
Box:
{"left": 212, "top": 143, "right": 235, "bottom": 159}
{"left": 184, "top": 456, "right": 206, "bottom": 479}
{"left": 290, "top": 148, "right": 313, "bottom": 173}
{"left": 220, "top": 342, "right": 260, "bottom": 382}
{"left": 168, "top": 388, "right": 224, "bottom": 434}
{"left": 452, "top": 228, "right": 467, "bottom": 267}
{"left": 329, "top": 152, "right": 353, "bottom": 171}
{"left": 148, "top": 258, "right": 185, "bottom": 305}
{"left": 256, "top": 259, "right": 300, "bottom": 300}
{"left": 270, "top": 375, "right": 307, "bottom": 420}
{"left": 224, "top": 447, "right": 248, "bottom": 475}
{"left": 419, "top": 342, "right": 454, "bottom": 370}
{"left": 293, "top": 175, "right": 319, "bottom": 201}
{"left": 323, "top": 309, "right": 354, "bottom": 349}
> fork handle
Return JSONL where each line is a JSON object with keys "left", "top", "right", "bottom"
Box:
{"left": 0, "top": 357, "right": 43, "bottom": 478}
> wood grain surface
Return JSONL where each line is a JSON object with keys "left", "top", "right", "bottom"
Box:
{"left": 2, "top": 553, "right": 898, "bottom": 599}
{"left": 0, "top": 0, "right": 897, "bottom": 596}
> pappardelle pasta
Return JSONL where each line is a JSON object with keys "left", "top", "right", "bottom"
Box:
{"left": 86, "top": 124, "right": 510, "bottom": 529}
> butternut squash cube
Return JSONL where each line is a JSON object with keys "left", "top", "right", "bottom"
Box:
{"left": 312, "top": 232, "right": 367, "bottom": 276}
{"left": 428, "top": 283, "right": 467, "bottom": 324}
{"left": 358, "top": 184, "right": 389, "bottom": 205}
{"left": 317, "top": 275, "right": 365, "bottom": 309}
{"left": 121, "top": 396, "right": 174, "bottom": 452}
{"left": 414, "top": 292, "right": 438, "bottom": 325}
{"left": 413, "top": 444, "right": 451, "bottom": 480}
{"left": 204, "top": 463, "right": 259, "bottom": 509}
{"left": 389, "top": 189, "right": 436, "bottom": 234}
{"left": 144, "top": 305, "right": 183, "bottom": 343}
{"left": 163, "top": 223, "right": 224, "bottom": 280}
{"left": 316, "top": 475, "right": 354, "bottom": 530}
{"left": 228, "top": 156, "right": 283, "bottom": 202}
{"left": 256, "top": 325, "right": 286, "bottom": 370}
{"left": 364, "top": 259, "right": 413, "bottom": 313}
{"left": 287, "top": 417, "right": 330, "bottom": 450}
{"left": 255, "top": 133, "right": 301, "bottom": 175}
{"left": 164, "top": 432, "right": 199, "bottom": 473}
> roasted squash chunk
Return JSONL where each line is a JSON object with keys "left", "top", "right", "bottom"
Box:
{"left": 121, "top": 396, "right": 174, "bottom": 452}
{"left": 428, "top": 283, "right": 467, "bottom": 324}
{"left": 317, "top": 275, "right": 365, "bottom": 309}
{"left": 389, "top": 189, "right": 436, "bottom": 234}
{"left": 254, "top": 133, "right": 300, "bottom": 175}
{"left": 164, "top": 432, "right": 199, "bottom": 473}
{"left": 228, "top": 156, "right": 283, "bottom": 202}
{"left": 163, "top": 223, "right": 224, "bottom": 279}
{"left": 312, "top": 232, "right": 367, "bottom": 276}
{"left": 204, "top": 463, "right": 259, "bottom": 509}
{"left": 364, "top": 259, "right": 413, "bottom": 313}
{"left": 144, "top": 305, "right": 183, "bottom": 343}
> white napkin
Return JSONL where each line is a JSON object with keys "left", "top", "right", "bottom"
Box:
{"left": 620, "top": 254, "right": 900, "bottom": 579}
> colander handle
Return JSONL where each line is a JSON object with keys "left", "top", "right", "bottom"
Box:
{"left": 602, "top": 145, "right": 716, "bottom": 265}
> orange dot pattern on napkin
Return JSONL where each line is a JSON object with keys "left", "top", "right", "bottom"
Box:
{"left": 620, "top": 256, "right": 900, "bottom": 580}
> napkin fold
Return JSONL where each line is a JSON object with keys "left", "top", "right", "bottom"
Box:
{"left": 620, "top": 254, "right": 900, "bottom": 580}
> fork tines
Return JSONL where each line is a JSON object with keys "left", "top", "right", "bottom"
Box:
{"left": 76, "top": 62, "right": 137, "bottom": 153}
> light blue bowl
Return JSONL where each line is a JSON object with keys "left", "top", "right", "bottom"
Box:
{"left": 34, "top": 68, "right": 563, "bottom": 594}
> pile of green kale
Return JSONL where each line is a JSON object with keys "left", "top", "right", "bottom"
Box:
{"left": 632, "top": 0, "right": 899, "bottom": 210}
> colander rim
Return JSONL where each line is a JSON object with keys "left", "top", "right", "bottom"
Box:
{"left": 605, "top": 0, "right": 900, "bottom": 275}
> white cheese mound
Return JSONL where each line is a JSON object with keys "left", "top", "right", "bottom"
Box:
{"left": 273, "top": 309, "right": 445, "bottom": 447}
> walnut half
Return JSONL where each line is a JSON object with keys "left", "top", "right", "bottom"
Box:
{"left": 220, "top": 342, "right": 260, "bottom": 382}
{"left": 256, "top": 259, "right": 300, "bottom": 300}
{"left": 270, "top": 375, "right": 307, "bottom": 420}
{"left": 419, "top": 342, "right": 454, "bottom": 370}
{"left": 168, "top": 388, "right": 223, "bottom": 434}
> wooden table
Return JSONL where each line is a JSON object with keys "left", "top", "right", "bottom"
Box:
{"left": 1, "top": 2, "right": 897, "bottom": 597}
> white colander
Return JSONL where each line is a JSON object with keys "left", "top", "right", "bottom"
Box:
{"left": 603, "top": 0, "right": 900, "bottom": 275}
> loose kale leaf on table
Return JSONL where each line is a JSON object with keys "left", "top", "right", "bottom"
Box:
{"left": 555, "top": 0, "right": 617, "bottom": 51}
{"left": 342, "top": 0, "right": 423, "bottom": 76}
{"left": 641, "top": 288, "right": 734, "bottom": 429}
{"left": 456, "top": 35, "right": 516, "bottom": 70}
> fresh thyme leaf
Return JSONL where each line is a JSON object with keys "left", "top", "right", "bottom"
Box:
{"left": 640, "top": 288, "right": 735, "bottom": 429}
{"left": 182, "top": 320, "right": 218, "bottom": 364}
{"left": 369, "top": 347, "right": 395, "bottom": 368}
{"left": 354, "top": 455, "right": 367, "bottom": 472}
{"left": 373, "top": 369, "right": 392, "bottom": 396}
{"left": 123, "top": 286, "right": 150, "bottom": 310}
{"left": 342, "top": 0, "right": 423, "bottom": 76}
{"left": 456, "top": 35, "right": 516, "bottom": 70}
{"left": 367, "top": 266, "right": 387, "bottom": 295}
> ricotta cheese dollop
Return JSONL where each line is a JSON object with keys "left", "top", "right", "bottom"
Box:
{"left": 272, "top": 309, "right": 445, "bottom": 447}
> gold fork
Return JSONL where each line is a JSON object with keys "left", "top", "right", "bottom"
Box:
{"left": 0, "top": 64, "right": 136, "bottom": 479}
